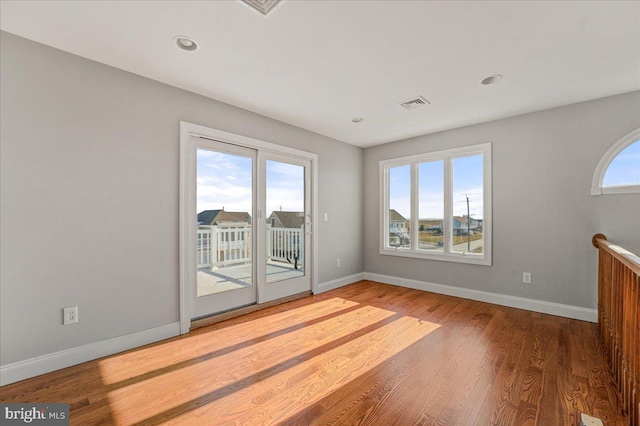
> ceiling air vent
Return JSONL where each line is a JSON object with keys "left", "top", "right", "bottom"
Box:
{"left": 400, "top": 96, "right": 431, "bottom": 110}
{"left": 241, "top": 0, "right": 283, "bottom": 16}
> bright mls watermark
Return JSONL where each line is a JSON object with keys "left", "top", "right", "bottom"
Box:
{"left": 1, "top": 404, "right": 69, "bottom": 425}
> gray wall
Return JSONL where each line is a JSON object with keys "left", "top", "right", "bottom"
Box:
{"left": 0, "top": 32, "right": 363, "bottom": 365}
{"left": 364, "top": 91, "right": 640, "bottom": 310}
{"left": 2, "top": 29, "right": 638, "bottom": 369}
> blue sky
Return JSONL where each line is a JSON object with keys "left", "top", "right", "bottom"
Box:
{"left": 389, "top": 154, "right": 484, "bottom": 219}
{"left": 603, "top": 140, "right": 640, "bottom": 187}
{"left": 265, "top": 160, "right": 304, "bottom": 214}
{"left": 196, "top": 149, "right": 304, "bottom": 216}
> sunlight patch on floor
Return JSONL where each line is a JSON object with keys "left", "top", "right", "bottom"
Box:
{"left": 97, "top": 297, "right": 359, "bottom": 385}
{"left": 103, "top": 304, "right": 405, "bottom": 424}
{"left": 167, "top": 316, "right": 441, "bottom": 425}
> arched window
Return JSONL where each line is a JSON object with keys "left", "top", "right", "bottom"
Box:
{"left": 591, "top": 128, "right": 640, "bottom": 195}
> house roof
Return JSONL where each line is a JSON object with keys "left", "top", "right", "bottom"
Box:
{"left": 198, "top": 209, "right": 251, "bottom": 225}
{"left": 197, "top": 210, "right": 221, "bottom": 225}
{"left": 454, "top": 216, "right": 469, "bottom": 224}
{"left": 269, "top": 211, "right": 304, "bottom": 229}
{"left": 389, "top": 209, "right": 407, "bottom": 222}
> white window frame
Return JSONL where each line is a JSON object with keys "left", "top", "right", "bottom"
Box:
{"left": 591, "top": 127, "right": 640, "bottom": 195}
{"left": 379, "top": 143, "right": 492, "bottom": 266}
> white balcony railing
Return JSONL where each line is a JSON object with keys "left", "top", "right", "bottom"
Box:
{"left": 197, "top": 224, "right": 304, "bottom": 269}
{"left": 268, "top": 225, "right": 303, "bottom": 266}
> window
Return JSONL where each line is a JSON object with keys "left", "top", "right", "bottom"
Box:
{"left": 592, "top": 128, "right": 640, "bottom": 195}
{"left": 380, "top": 143, "right": 492, "bottom": 265}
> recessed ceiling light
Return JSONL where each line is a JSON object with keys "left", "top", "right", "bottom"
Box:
{"left": 480, "top": 74, "right": 503, "bottom": 85}
{"left": 174, "top": 36, "right": 199, "bottom": 51}
{"left": 352, "top": 117, "right": 364, "bottom": 123}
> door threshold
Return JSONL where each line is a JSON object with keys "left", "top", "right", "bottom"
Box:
{"left": 190, "top": 291, "right": 312, "bottom": 331}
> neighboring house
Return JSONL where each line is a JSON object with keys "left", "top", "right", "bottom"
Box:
{"left": 389, "top": 209, "right": 409, "bottom": 246}
{"left": 453, "top": 216, "right": 479, "bottom": 235}
{"left": 267, "top": 211, "right": 304, "bottom": 266}
{"left": 197, "top": 209, "right": 251, "bottom": 226}
{"left": 268, "top": 211, "right": 304, "bottom": 229}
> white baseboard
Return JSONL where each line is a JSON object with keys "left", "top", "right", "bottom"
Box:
{"left": 1, "top": 274, "right": 597, "bottom": 386}
{"left": 364, "top": 272, "right": 597, "bottom": 323}
{"left": 0, "top": 322, "right": 181, "bottom": 386}
{"left": 316, "top": 272, "right": 365, "bottom": 293}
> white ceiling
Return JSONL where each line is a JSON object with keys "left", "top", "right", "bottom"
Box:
{"left": 1, "top": 1, "right": 639, "bottom": 148}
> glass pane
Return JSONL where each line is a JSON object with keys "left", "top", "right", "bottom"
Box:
{"left": 418, "top": 160, "right": 444, "bottom": 252}
{"left": 266, "top": 160, "right": 305, "bottom": 284}
{"left": 603, "top": 140, "right": 640, "bottom": 187}
{"left": 196, "top": 149, "right": 253, "bottom": 297}
{"left": 388, "top": 165, "right": 410, "bottom": 248}
{"left": 452, "top": 155, "right": 483, "bottom": 254}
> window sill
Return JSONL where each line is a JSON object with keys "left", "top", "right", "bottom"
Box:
{"left": 591, "top": 185, "right": 640, "bottom": 195}
{"left": 379, "top": 247, "right": 492, "bottom": 266}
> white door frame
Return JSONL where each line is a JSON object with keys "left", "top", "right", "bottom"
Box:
{"left": 179, "top": 121, "right": 318, "bottom": 334}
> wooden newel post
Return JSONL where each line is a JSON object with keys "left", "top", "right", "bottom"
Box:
{"left": 592, "top": 233, "right": 607, "bottom": 248}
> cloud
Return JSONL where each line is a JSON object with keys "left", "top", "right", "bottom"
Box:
{"left": 196, "top": 154, "right": 308, "bottom": 216}
{"left": 197, "top": 179, "right": 252, "bottom": 213}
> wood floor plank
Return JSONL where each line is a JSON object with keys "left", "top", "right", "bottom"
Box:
{"left": 0, "top": 281, "right": 627, "bottom": 425}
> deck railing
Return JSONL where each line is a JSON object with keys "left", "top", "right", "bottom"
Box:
{"left": 197, "top": 224, "right": 303, "bottom": 269}
{"left": 268, "top": 225, "right": 304, "bottom": 266}
{"left": 592, "top": 234, "right": 640, "bottom": 426}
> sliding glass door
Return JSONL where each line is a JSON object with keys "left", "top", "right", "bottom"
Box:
{"left": 261, "top": 153, "right": 311, "bottom": 302}
{"left": 194, "top": 141, "right": 257, "bottom": 318}
{"left": 182, "top": 131, "right": 314, "bottom": 322}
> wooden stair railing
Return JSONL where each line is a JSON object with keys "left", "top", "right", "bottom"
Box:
{"left": 592, "top": 234, "right": 640, "bottom": 426}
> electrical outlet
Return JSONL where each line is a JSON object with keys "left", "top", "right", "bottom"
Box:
{"left": 63, "top": 306, "right": 78, "bottom": 325}
{"left": 336, "top": 259, "right": 341, "bottom": 268}
{"left": 523, "top": 272, "right": 532, "bottom": 284}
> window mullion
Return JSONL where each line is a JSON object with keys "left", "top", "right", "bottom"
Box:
{"left": 410, "top": 162, "right": 419, "bottom": 251}
{"left": 443, "top": 156, "right": 452, "bottom": 254}
{"left": 383, "top": 165, "right": 390, "bottom": 249}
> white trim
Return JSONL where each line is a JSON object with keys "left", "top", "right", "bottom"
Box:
{"left": 179, "top": 124, "right": 194, "bottom": 334}
{"left": 182, "top": 121, "right": 317, "bottom": 161}
{"left": 0, "top": 322, "right": 180, "bottom": 386}
{"left": 316, "top": 273, "right": 365, "bottom": 293}
{"left": 310, "top": 157, "right": 319, "bottom": 296}
{"left": 443, "top": 155, "right": 453, "bottom": 253}
{"left": 363, "top": 272, "right": 597, "bottom": 323}
{"left": 591, "top": 127, "right": 640, "bottom": 195}
{"left": 379, "top": 143, "right": 492, "bottom": 266}
{"left": 410, "top": 162, "right": 419, "bottom": 249}
{"left": 379, "top": 143, "right": 490, "bottom": 167}
{"left": 179, "top": 121, "right": 318, "bottom": 332}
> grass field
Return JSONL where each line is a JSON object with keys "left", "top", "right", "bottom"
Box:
{"left": 418, "top": 233, "right": 483, "bottom": 245}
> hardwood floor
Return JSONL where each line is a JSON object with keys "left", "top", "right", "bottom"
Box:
{"left": 0, "top": 281, "right": 626, "bottom": 425}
